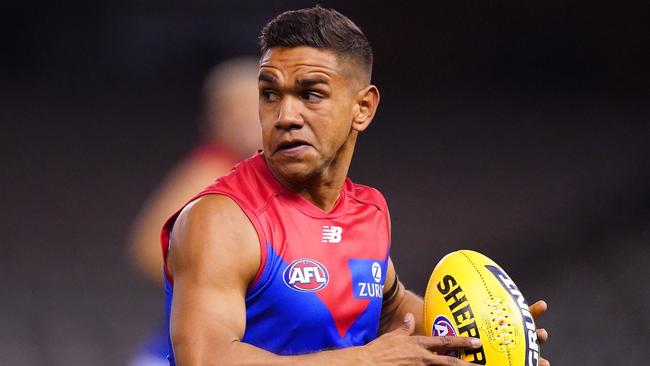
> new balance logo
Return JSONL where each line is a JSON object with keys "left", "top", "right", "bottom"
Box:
{"left": 322, "top": 226, "right": 342, "bottom": 243}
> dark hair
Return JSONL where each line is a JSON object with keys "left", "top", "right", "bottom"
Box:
{"left": 259, "top": 5, "right": 373, "bottom": 80}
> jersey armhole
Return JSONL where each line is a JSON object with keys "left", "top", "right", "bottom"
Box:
{"left": 161, "top": 193, "right": 268, "bottom": 290}
{"left": 372, "top": 187, "right": 392, "bottom": 254}
{"left": 219, "top": 193, "right": 268, "bottom": 291}
{"left": 161, "top": 213, "right": 179, "bottom": 286}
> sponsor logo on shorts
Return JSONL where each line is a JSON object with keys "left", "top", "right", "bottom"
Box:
{"left": 283, "top": 258, "right": 329, "bottom": 292}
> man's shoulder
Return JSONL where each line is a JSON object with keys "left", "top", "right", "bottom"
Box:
{"left": 200, "top": 153, "right": 279, "bottom": 213}
{"left": 174, "top": 194, "right": 247, "bottom": 232}
{"left": 169, "top": 193, "right": 261, "bottom": 285}
{"left": 346, "top": 179, "right": 389, "bottom": 213}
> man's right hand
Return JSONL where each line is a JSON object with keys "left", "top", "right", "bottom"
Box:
{"left": 360, "top": 312, "right": 482, "bottom": 365}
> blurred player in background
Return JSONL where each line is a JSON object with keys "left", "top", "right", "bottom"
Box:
{"left": 126, "top": 57, "right": 261, "bottom": 366}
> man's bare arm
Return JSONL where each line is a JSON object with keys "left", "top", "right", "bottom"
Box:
{"left": 168, "top": 195, "right": 481, "bottom": 366}
{"left": 379, "top": 258, "right": 425, "bottom": 335}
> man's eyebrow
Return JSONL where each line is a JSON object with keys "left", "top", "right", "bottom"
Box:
{"left": 296, "top": 77, "right": 329, "bottom": 87}
{"left": 258, "top": 73, "right": 277, "bottom": 83}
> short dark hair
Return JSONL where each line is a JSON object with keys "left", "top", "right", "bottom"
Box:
{"left": 259, "top": 6, "right": 373, "bottom": 80}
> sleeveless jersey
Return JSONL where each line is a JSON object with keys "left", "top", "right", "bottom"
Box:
{"left": 161, "top": 153, "right": 391, "bottom": 363}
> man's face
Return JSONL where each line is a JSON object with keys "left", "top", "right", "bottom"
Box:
{"left": 258, "top": 46, "right": 360, "bottom": 184}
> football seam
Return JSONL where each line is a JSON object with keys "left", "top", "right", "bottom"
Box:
{"left": 459, "top": 250, "right": 513, "bottom": 366}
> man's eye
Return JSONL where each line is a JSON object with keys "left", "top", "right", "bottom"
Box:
{"left": 301, "top": 91, "right": 323, "bottom": 102}
{"left": 261, "top": 90, "right": 279, "bottom": 101}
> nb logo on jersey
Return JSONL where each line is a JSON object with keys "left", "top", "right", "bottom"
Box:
{"left": 322, "top": 225, "right": 342, "bottom": 243}
{"left": 283, "top": 258, "right": 329, "bottom": 292}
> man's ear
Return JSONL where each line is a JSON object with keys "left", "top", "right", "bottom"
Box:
{"left": 352, "top": 85, "right": 380, "bottom": 132}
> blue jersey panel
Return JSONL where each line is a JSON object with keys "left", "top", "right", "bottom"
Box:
{"left": 243, "top": 244, "right": 349, "bottom": 355}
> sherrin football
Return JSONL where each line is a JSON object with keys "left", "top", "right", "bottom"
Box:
{"left": 423, "top": 250, "right": 540, "bottom": 366}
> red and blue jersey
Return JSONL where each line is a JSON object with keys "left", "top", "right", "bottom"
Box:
{"left": 161, "top": 153, "right": 391, "bottom": 362}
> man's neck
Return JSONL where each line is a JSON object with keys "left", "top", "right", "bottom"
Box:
{"left": 297, "top": 174, "right": 346, "bottom": 213}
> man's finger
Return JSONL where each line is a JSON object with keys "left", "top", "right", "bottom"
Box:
{"left": 536, "top": 328, "right": 549, "bottom": 344}
{"left": 529, "top": 300, "right": 547, "bottom": 321}
{"left": 539, "top": 357, "right": 550, "bottom": 366}
{"left": 416, "top": 335, "right": 481, "bottom": 351}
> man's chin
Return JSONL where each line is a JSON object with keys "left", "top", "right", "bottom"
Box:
{"left": 268, "top": 158, "right": 319, "bottom": 187}
{"left": 280, "top": 163, "right": 316, "bottom": 180}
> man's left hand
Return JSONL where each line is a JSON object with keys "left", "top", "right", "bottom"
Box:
{"left": 530, "top": 300, "right": 550, "bottom": 366}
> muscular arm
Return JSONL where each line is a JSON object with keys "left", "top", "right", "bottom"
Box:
{"left": 168, "top": 195, "right": 480, "bottom": 366}
{"left": 380, "top": 258, "right": 425, "bottom": 335}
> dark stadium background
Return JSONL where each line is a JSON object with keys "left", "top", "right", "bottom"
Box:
{"left": 2, "top": 1, "right": 648, "bottom": 364}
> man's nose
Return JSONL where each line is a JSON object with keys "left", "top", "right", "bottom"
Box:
{"left": 275, "top": 95, "right": 303, "bottom": 130}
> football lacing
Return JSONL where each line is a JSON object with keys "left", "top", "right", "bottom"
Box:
{"left": 487, "top": 297, "right": 516, "bottom": 349}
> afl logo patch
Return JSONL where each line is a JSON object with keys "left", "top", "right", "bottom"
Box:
{"left": 283, "top": 258, "right": 329, "bottom": 292}
{"left": 432, "top": 315, "right": 456, "bottom": 336}
{"left": 432, "top": 315, "right": 459, "bottom": 358}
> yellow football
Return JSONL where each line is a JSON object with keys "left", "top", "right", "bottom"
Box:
{"left": 423, "top": 250, "right": 541, "bottom": 365}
